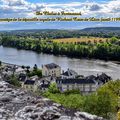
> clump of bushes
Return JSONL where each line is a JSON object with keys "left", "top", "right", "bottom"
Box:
{"left": 9, "top": 75, "right": 21, "bottom": 87}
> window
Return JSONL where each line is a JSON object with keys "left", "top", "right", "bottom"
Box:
{"left": 84, "top": 85, "right": 89, "bottom": 92}
{"left": 67, "top": 85, "right": 69, "bottom": 90}
{"left": 45, "top": 71, "right": 47, "bottom": 76}
{"left": 59, "top": 80, "right": 61, "bottom": 84}
{"left": 72, "top": 84, "right": 74, "bottom": 89}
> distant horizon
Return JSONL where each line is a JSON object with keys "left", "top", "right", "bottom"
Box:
{"left": 1, "top": 26, "right": 120, "bottom": 32}
{"left": 0, "top": 0, "right": 120, "bottom": 30}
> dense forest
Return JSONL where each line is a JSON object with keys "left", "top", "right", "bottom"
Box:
{"left": 0, "top": 27, "right": 120, "bottom": 61}
{"left": 1, "top": 27, "right": 120, "bottom": 38}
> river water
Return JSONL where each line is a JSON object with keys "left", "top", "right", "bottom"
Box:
{"left": 0, "top": 46, "right": 120, "bottom": 79}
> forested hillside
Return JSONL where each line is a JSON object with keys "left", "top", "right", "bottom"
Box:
{"left": 0, "top": 27, "right": 120, "bottom": 61}
{"left": 1, "top": 27, "right": 120, "bottom": 38}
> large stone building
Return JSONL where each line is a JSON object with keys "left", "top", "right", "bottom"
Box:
{"left": 42, "top": 63, "right": 61, "bottom": 77}
{"left": 56, "top": 78, "right": 99, "bottom": 94}
{"left": 56, "top": 73, "right": 111, "bottom": 94}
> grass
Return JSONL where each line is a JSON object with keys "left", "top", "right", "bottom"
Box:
{"left": 52, "top": 37, "right": 109, "bottom": 44}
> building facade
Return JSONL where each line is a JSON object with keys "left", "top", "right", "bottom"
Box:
{"left": 22, "top": 80, "right": 36, "bottom": 92}
{"left": 56, "top": 78, "right": 98, "bottom": 94}
{"left": 42, "top": 63, "right": 61, "bottom": 77}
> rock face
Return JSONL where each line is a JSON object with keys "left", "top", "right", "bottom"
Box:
{"left": 0, "top": 80, "right": 105, "bottom": 120}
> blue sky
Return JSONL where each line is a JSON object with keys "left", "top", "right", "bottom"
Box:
{"left": 28, "top": 0, "right": 109, "bottom": 3}
{"left": 0, "top": 0, "right": 120, "bottom": 30}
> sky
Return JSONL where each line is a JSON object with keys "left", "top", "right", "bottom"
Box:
{"left": 0, "top": 0, "right": 120, "bottom": 30}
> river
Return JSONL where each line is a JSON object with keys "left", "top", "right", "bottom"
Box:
{"left": 0, "top": 46, "right": 120, "bottom": 79}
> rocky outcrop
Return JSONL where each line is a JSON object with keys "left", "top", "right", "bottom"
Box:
{"left": 0, "top": 80, "right": 105, "bottom": 120}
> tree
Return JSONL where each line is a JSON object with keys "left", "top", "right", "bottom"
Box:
{"left": 64, "top": 89, "right": 80, "bottom": 95}
{"left": 12, "top": 65, "right": 16, "bottom": 76}
{"left": 96, "top": 80, "right": 120, "bottom": 118}
{"left": 26, "top": 66, "right": 30, "bottom": 73}
{"left": 35, "top": 69, "right": 42, "bottom": 77}
{"left": 96, "top": 91, "right": 113, "bottom": 118}
{"left": 9, "top": 76, "right": 21, "bottom": 87}
{"left": 21, "top": 65, "right": 25, "bottom": 69}
{"left": 110, "top": 37, "right": 118, "bottom": 44}
{"left": 27, "top": 69, "right": 42, "bottom": 77}
{"left": 83, "top": 94, "right": 98, "bottom": 115}
{"left": 117, "top": 111, "right": 120, "bottom": 120}
{"left": 33, "top": 64, "right": 38, "bottom": 71}
{"left": 48, "top": 83, "right": 60, "bottom": 94}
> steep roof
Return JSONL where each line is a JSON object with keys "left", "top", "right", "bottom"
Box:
{"left": 96, "top": 73, "right": 111, "bottom": 83}
{"left": 24, "top": 80, "right": 35, "bottom": 85}
{"left": 56, "top": 78, "right": 95, "bottom": 84}
{"left": 85, "top": 75, "right": 96, "bottom": 80}
{"left": 40, "top": 84, "right": 50, "bottom": 88}
{"left": 62, "top": 69, "right": 78, "bottom": 76}
{"left": 19, "top": 73, "right": 26, "bottom": 82}
{"left": 45, "top": 63, "right": 60, "bottom": 69}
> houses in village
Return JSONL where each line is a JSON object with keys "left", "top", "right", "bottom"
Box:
{"left": 19, "top": 73, "right": 51, "bottom": 92}
{"left": 1, "top": 62, "right": 112, "bottom": 95}
{"left": 21, "top": 63, "right": 111, "bottom": 94}
{"left": 1, "top": 64, "right": 27, "bottom": 79}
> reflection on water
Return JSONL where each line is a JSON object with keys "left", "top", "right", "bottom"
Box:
{"left": 0, "top": 46, "right": 120, "bottom": 79}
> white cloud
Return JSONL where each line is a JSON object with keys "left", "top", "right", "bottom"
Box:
{"left": 0, "top": 0, "right": 120, "bottom": 18}
{"left": 1, "top": 0, "right": 28, "bottom": 6}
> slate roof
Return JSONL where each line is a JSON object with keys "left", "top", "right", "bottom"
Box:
{"left": 19, "top": 73, "right": 26, "bottom": 82}
{"left": 62, "top": 71, "right": 70, "bottom": 76}
{"left": 24, "top": 80, "right": 35, "bottom": 85}
{"left": 56, "top": 78, "right": 95, "bottom": 84}
{"left": 96, "top": 73, "right": 111, "bottom": 83}
{"left": 40, "top": 84, "right": 50, "bottom": 88}
{"left": 62, "top": 69, "right": 78, "bottom": 76}
{"left": 85, "top": 75, "right": 96, "bottom": 80}
{"left": 45, "top": 63, "right": 60, "bottom": 69}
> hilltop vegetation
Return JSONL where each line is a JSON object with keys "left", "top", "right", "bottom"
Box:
{"left": 1, "top": 27, "right": 120, "bottom": 38}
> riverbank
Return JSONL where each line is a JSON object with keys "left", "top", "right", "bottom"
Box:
{"left": 1, "top": 61, "right": 22, "bottom": 67}
{"left": 0, "top": 46, "right": 120, "bottom": 79}
{"left": 1, "top": 33, "right": 120, "bottom": 61}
